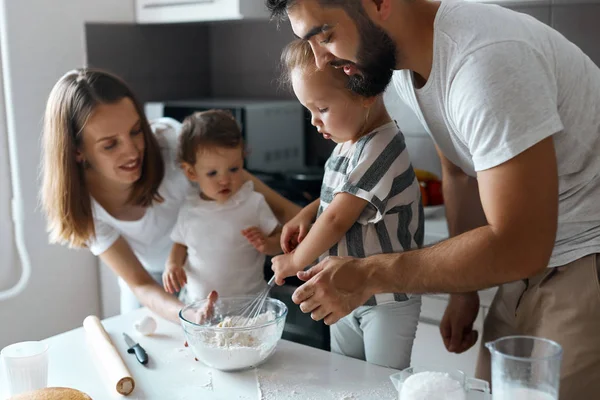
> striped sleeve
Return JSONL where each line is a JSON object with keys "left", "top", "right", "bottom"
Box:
{"left": 334, "top": 130, "right": 413, "bottom": 224}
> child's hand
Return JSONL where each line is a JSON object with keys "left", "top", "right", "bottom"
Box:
{"left": 281, "top": 212, "right": 312, "bottom": 253}
{"left": 162, "top": 263, "right": 187, "bottom": 294}
{"left": 271, "top": 253, "right": 302, "bottom": 286}
{"left": 241, "top": 227, "right": 268, "bottom": 253}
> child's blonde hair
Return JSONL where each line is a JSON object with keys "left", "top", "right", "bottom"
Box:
{"left": 280, "top": 39, "right": 350, "bottom": 92}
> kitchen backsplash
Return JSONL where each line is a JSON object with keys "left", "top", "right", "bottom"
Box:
{"left": 86, "top": 1, "right": 600, "bottom": 178}
{"left": 86, "top": 23, "right": 212, "bottom": 102}
{"left": 208, "top": 20, "right": 295, "bottom": 99}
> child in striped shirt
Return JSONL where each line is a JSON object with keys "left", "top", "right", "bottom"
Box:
{"left": 271, "top": 40, "right": 424, "bottom": 369}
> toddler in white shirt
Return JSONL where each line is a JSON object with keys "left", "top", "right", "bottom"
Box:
{"left": 163, "top": 109, "right": 282, "bottom": 301}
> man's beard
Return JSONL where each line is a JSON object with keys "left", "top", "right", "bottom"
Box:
{"left": 332, "top": 19, "right": 397, "bottom": 97}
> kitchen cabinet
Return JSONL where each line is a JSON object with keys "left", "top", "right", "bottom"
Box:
{"left": 135, "top": 0, "right": 270, "bottom": 23}
{"left": 135, "top": 0, "right": 552, "bottom": 25}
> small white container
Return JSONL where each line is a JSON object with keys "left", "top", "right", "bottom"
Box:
{"left": 390, "top": 366, "right": 490, "bottom": 400}
{"left": 1, "top": 341, "right": 49, "bottom": 396}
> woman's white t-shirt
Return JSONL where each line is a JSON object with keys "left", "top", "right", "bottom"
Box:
{"left": 87, "top": 118, "right": 191, "bottom": 273}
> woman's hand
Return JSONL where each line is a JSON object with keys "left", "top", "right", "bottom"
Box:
{"left": 194, "top": 290, "right": 219, "bottom": 324}
{"left": 162, "top": 263, "right": 187, "bottom": 294}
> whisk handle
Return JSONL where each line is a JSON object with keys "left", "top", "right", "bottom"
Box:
{"left": 267, "top": 276, "right": 276, "bottom": 287}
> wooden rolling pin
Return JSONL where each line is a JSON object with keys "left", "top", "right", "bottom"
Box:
{"left": 83, "top": 316, "right": 135, "bottom": 396}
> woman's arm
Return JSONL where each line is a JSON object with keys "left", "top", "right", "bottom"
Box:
{"left": 99, "top": 237, "right": 183, "bottom": 323}
{"left": 244, "top": 170, "right": 302, "bottom": 224}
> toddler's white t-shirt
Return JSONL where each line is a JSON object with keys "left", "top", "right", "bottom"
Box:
{"left": 170, "top": 180, "right": 279, "bottom": 301}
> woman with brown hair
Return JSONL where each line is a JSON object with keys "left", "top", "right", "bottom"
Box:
{"left": 40, "top": 68, "right": 300, "bottom": 322}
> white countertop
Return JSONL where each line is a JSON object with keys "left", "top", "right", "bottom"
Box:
{"left": 4, "top": 308, "right": 399, "bottom": 400}
{"left": 1, "top": 308, "right": 489, "bottom": 400}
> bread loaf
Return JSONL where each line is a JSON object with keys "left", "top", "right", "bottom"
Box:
{"left": 9, "top": 387, "right": 92, "bottom": 400}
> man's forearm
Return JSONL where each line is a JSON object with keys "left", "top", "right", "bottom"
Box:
{"left": 372, "top": 164, "right": 488, "bottom": 293}
{"left": 366, "top": 167, "right": 550, "bottom": 292}
{"left": 367, "top": 215, "right": 553, "bottom": 295}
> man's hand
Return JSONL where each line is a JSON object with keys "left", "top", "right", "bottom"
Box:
{"left": 440, "top": 292, "right": 480, "bottom": 353}
{"left": 292, "top": 256, "right": 374, "bottom": 325}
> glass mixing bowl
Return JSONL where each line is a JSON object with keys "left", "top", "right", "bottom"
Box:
{"left": 179, "top": 296, "right": 287, "bottom": 371}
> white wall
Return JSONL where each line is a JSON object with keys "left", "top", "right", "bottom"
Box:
{"left": 0, "top": 0, "right": 134, "bottom": 349}
{"left": 100, "top": 260, "right": 120, "bottom": 318}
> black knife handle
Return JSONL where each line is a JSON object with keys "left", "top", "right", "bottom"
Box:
{"left": 127, "top": 344, "right": 148, "bottom": 365}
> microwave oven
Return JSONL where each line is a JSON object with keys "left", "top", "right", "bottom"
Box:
{"left": 145, "top": 99, "right": 306, "bottom": 173}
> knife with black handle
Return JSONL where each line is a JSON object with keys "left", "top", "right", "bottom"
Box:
{"left": 123, "top": 332, "right": 148, "bottom": 365}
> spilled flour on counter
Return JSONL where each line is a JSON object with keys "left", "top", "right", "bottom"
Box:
{"left": 400, "top": 372, "right": 465, "bottom": 400}
{"left": 256, "top": 369, "right": 264, "bottom": 399}
{"left": 336, "top": 392, "right": 357, "bottom": 400}
{"left": 200, "top": 371, "right": 213, "bottom": 391}
{"left": 256, "top": 362, "right": 396, "bottom": 400}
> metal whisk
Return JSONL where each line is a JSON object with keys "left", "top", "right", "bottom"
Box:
{"left": 230, "top": 276, "right": 276, "bottom": 327}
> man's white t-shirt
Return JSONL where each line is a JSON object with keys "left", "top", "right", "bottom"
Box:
{"left": 87, "top": 118, "right": 191, "bottom": 273}
{"left": 393, "top": 0, "right": 600, "bottom": 267}
{"left": 170, "top": 181, "right": 279, "bottom": 301}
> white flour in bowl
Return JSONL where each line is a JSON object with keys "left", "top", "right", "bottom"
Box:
{"left": 192, "top": 311, "right": 277, "bottom": 370}
{"left": 195, "top": 345, "right": 266, "bottom": 370}
{"left": 400, "top": 371, "right": 466, "bottom": 400}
